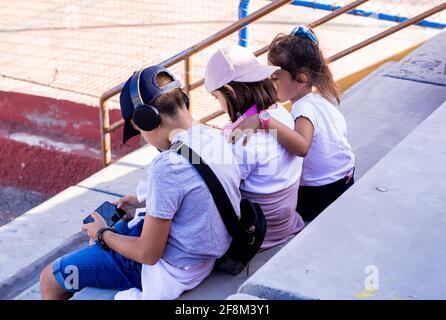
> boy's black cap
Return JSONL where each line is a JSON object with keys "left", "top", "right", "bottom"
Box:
{"left": 119, "top": 66, "right": 182, "bottom": 144}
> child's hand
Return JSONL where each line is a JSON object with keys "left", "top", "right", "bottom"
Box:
{"left": 227, "top": 114, "right": 260, "bottom": 146}
{"left": 113, "top": 195, "right": 143, "bottom": 221}
{"left": 81, "top": 212, "right": 107, "bottom": 240}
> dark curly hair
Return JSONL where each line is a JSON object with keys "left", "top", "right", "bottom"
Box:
{"left": 268, "top": 31, "right": 340, "bottom": 105}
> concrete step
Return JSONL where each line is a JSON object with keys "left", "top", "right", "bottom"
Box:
{"left": 340, "top": 30, "right": 446, "bottom": 179}
{"left": 77, "top": 145, "right": 159, "bottom": 196}
{"left": 238, "top": 99, "right": 446, "bottom": 300}
{"left": 14, "top": 282, "right": 41, "bottom": 300}
{"left": 341, "top": 62, "right": 397, "bottom": 100}
{"left": 0, "top": 186, "right": 104, "bottom": 300}
{"left": 226, "top": 293, "right": 264, "bottom": 300}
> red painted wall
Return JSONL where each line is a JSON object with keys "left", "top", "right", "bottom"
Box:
{"left": 0, "top": 90, "right": 140, "bottom": 149}
{"left": 0, "top": 90, "right": 140, "bottom": 195}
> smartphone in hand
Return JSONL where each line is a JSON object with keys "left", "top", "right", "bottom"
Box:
{"left": 83, "top": 201, "right": 126, "bottom": 226}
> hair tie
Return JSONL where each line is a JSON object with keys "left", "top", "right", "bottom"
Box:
{"left": 290, "top": 25, "right": 318, "bottom": 45}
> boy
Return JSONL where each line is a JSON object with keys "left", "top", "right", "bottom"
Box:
{"left": 39, "top": 66, "right": 241, "bottom": 300}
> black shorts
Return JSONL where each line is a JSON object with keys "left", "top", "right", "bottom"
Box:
{"left": 296, "top": 173, "right": 355, "bottom": 222}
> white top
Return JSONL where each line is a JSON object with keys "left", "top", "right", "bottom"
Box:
{"left": 291, "top": 93, "right": 355, "bottom": 186}
{"left": 115, "top": 258, "right": 214, "bottom": 300}
{"left": 230, "top": 104, "right": 303, "bottom": 194}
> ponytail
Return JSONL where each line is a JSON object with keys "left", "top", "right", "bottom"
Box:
{"left": 316, "top": 63, "right": 340, "bottom": 105}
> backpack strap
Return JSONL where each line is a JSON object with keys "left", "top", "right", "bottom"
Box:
{"left": 170, "top": 140, "right": 243, "bottom": 241}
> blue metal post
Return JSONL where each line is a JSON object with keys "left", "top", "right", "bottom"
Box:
{"left": 239, "top": 0, "right": 251, "bottom": 48}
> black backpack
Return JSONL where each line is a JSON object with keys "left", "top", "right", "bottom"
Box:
{"left": 171, "top": 141, "right": 267, "bottom": 275}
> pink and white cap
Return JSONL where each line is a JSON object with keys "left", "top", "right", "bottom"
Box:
{"left": 204, "top": 45, "right": 280, "bottom": 93}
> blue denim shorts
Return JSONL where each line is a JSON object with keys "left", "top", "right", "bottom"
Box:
{"left": 52, "top": 220, "right": 143, "bottom": 293}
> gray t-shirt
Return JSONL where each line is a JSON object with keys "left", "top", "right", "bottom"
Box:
{"left": 141, "top": 124, "right": 241, "bottom": 267}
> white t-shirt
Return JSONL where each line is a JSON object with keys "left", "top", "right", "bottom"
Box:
{"left": 291, "top": 93, "right": 355, "bottom": 187}
{"left": 115, "top": 258, "right": 214, "bottom": 300}
{"left": 231, "top": 104, "right": 303, "bottom": 194}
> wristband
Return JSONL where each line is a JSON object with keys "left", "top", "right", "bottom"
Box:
{"left": 95, "top": 226, "right": 115, "bottom": 250}
{"left": 258, "top": 110, "right": 271, "bottom": 129}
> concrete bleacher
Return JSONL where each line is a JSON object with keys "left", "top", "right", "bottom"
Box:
{"left": 5, "top": 30, "right": 446, "bottom": 300}
{"left": 340, "top": 30, "right": 446, "bottom": 178}
{"left": 237, "top": 100, "right": 446, "bottom": 299}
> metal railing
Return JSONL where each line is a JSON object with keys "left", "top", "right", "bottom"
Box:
{"left": 99, "top": 0, "right": 294, "bottom": 166}
{"left": 99, "top": 0, "right": 446, "bottom": 166}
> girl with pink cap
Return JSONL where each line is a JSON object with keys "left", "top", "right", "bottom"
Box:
{"left": 204, "top": 45, "right": 305, "bottom": 249}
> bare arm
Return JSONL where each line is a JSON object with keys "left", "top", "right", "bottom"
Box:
{"left": 228, "top": 114, "right": 314, "bottom": 157}
{"left": 268, "top": 116, "right": 313, "bottom": 157}
{"left": 83, "top": 212, "right": 171, "bottom": 265}
{"left": 104, "top": 215, "right": 170, "bottom": 265}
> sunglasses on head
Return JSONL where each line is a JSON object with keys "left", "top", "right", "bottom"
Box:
{"left": 289, "top": 25, "right": 318, "bottom": 46}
